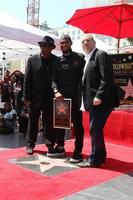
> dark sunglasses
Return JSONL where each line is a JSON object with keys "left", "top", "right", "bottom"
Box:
{"left": 39, "top": 44, "right": 52, "bottom": 48}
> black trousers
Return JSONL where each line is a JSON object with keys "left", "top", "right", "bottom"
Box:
{"left": 89, "top": 107, "right": 113, "bottom": 164}
{"left": 71, "top": 107, "right": 84, "bottom": 154}
{"left": 18, "top": 116, "right": 28, "bottom": 134}
{"left": 51, "top": 104, "right": 84, "bottom": 153}
{"left": 26, "top": 101, "right": 65, "bottom": 148}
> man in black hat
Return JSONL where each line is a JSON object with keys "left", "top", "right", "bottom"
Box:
{"left": 51, "top": 34, "right": 85, "bottom": 163}
{"left": 23, "top": 35, "right": 60, "bottom": 154}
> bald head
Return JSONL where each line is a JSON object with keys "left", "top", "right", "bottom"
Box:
{"left": 81, "top": 34, "right": 96, "bottom": 54}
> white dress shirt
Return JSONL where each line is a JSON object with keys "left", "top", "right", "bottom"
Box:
{"left": 80, "top": 48, "right": 96, "bottom": 111}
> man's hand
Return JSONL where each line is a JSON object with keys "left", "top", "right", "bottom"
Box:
{"left": 93, "top": 97, "right": 102, "bottom": 106}
{"left": 55, "top": 92, "right": 64, "bottom": 101}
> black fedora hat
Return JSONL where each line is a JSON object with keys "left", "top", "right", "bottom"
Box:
{"left": 38, "top": 35, "right": 56, "bottom": 48}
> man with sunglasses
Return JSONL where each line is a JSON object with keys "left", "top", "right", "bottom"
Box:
{"left": 23, "top": 35, "right": 60, "bottom": 154}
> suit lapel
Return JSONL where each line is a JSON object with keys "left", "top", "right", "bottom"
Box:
{"left": 83, "top": 48, "right": 98, "bottom": 82}
{"left": 36, "top": 54, "right": 43, "bottom": 69}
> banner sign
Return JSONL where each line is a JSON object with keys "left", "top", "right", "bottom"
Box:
{"left": 53, "top": 98, "right": 72, "bottom": 129}
{"left": 110, "top": 53, "right": 133, "bottom": 105}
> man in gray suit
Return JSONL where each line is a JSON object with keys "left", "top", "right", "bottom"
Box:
{"left": 23, "top": 35, "right": 60, "bottom": 154}
{"left": 79, "top": 34, "right": 119, "bottom": 168}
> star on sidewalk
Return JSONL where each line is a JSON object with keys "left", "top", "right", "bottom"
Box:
{"left": 15, "top": 154, "right": 78, "bottom": 174}
{"left": 121, "top": 79, "right": 133, "bottom": 99}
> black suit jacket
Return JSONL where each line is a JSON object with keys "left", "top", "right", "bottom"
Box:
{"left": 82, "top": 48, "right": 119, "bottom": 111}
{"left": 23, "top": 54, "right": 59, "bottom": 107}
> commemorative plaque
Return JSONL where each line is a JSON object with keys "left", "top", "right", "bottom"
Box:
{"left": 110, "top": 53, "right": 133, "bottom": 105}
{"left": 53, "top": 98, "right": 72, "bottom": 129}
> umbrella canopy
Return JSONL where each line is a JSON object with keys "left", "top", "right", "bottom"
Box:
{"left": 0, "top": 11, "right": 60, "bottom": 63}
{"left": 66, "top": 2, "right": 133, "bottom": 50}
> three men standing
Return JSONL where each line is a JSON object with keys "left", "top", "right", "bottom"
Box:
{"left": 23, "top": 34, "right": 119, "bottom": 169}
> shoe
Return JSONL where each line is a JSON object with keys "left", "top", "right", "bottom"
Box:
{"left": 46, "top": 147, "right": 55, "bottom": 155}
{"left": 69, "top": 153, "right": 83, "bottom": 163}
{"left": 78, "top": 159, "right": 101, "bottom": 168}
{"left": 26, "top": 147, "right": 33, "bottom": 154}
{"left": 47, "top": 146, "right": 65, "bottom": 158}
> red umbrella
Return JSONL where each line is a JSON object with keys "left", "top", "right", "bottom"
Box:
{"left": 66, "top": 2, "right": 133, "bottom": 51}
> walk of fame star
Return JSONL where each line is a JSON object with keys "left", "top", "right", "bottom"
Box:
{"left": 121, "top": 78, "right": 133, "bottom": 99}
{"left": 11, "top": 154, "right": 78, "bottom": 176}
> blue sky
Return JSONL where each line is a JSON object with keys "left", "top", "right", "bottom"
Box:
{"left": 0, "top": 0, "right": 83, "bottom": 28}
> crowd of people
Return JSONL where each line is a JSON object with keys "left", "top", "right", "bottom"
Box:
{"left": 0, "top": 70, "right": 28, "bottom": 135}
{"left": 0, "top": 34, "right": 120, "bottom": 168}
